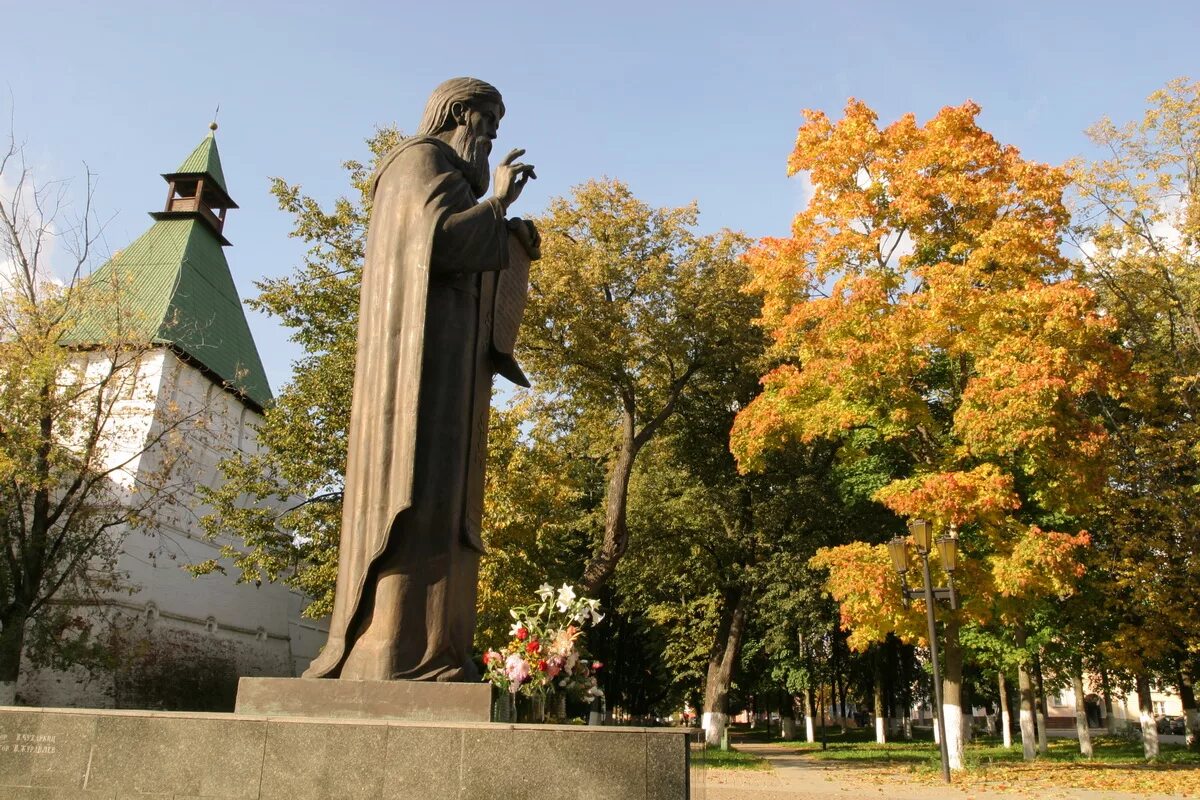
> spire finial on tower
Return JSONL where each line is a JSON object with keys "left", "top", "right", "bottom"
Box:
{"left": 210, "top": 104, "right": 220, "bottom": 133}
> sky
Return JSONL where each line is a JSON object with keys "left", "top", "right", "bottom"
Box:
{"left": 4, "top": 0, "right": 1196, "bottom": 396}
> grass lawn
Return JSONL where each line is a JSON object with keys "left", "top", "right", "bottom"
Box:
{"left": 693, "top": 744, "right": 770, "bottom": 771}
{"left": 747, "top": 725, "right": 1199, "bottom": 796}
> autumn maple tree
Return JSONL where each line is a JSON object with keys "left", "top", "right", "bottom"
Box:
{"left": 731, "top": 99, "right": 1126, "bottom": 769}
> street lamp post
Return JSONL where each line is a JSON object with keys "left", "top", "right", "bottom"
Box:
{"left": 887, "top": 519, "right": 960, "bottom": 784}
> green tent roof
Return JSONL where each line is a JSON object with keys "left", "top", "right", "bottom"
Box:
{"left": 69, "top": 218, "right": 273, "bottom": 410}
{"left": 174, "top": 132, "right": 229, "bottom": 196}
{"left": 65, "top": 130, "right": 271, "bottom": 410}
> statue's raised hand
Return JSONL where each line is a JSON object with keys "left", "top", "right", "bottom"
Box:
{"left": 494, "top": 148, "right": 536, "bottom": 211}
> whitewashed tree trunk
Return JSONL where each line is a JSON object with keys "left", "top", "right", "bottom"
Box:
{"left": 703, "top": 711, "right": 729, "bottom": 748}
{"left": 1185, "top": 708, "right": 1199, "bottom": 750}
{"left": 804, "top": 685, "right": 816, "bottom": 743}
{"left": 999, "top": 672, "right": 1013, "bottom": 748}
{"left": 1072, "top": 669, "right": 1093, "bottom": 758}
{"left": 702, "top": 590, "right": 747, "bottom": 749}
{"left": 932, "top": 714, "right": 940, "bottom": 744}
{"left": 1136, "top": 674, "right": 1160, "bottom": 759}
{"left": 1101, "top": 671, "right": 1116, "bottom": 734}
{"left": 1017, "top": 661, "right": 1037, "bottom": 761}
{"left": 1178, "top": 668, "right": 1198, "bottom": 750}
{"left": 942, "top": 624, "right": 966, "bottom": 771}
{"left": 943, "top": 702, "right": 965, "bottom": 771}
{"left": 873, "top": 652, "right": 886, "bottom": 744}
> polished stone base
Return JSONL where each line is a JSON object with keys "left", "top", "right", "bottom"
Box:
{"left": 0, "top": 705, "right": 690, "bottom": 799}
{"left": 234, "top": 677, "right": 491, "bottom": 722}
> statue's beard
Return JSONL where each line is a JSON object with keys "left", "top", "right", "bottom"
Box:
{"left": 449, "top": 126, "right": 491, "bottom": 198}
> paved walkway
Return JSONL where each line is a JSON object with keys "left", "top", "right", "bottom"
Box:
{"left": 692, "top": 742, "right": 1189, "bottom": 800}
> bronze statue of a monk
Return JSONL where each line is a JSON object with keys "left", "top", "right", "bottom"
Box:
{"left": 304, "top": 78, "right": 538, "bottom": 682}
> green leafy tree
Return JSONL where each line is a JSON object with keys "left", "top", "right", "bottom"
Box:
{"left": 524, "top": 180, "right": 758, "bottom": 592}
{"left": 1071, "top": 76, "right": 1200, "bottom": 754}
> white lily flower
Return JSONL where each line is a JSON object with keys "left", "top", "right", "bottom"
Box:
{"left": 556, "top": 583, "right": 576, "bottom": 612}
{"left": 536, "top": 583, "right": 554, "bottom": 600}
{"left": 509, "top": 621, "right": 525, "bottom": 637}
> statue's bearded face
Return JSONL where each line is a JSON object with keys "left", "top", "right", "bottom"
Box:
{"left": 448, "top": 100, "right": 502, "bottom": 198}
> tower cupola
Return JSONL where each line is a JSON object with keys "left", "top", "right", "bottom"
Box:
{"left": 150, "top": 122, "right": 238, "bottom": 245}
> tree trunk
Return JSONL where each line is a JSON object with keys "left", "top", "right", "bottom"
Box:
{"left": 961, "top": 675, "right": 974, "bottom": 743}
{"left": 998, "top": 671, "right": 1013, "bottom": 748}
{"left": 1179, "top": 666, "right": 1198, "bottom": 750}
{"left": 804, "top": 683, "right": 816, "bottom": 743}
{"left": 832, "top": 660, "right": 846, "bottom": 727}
{"left": 1033, "top": 655, "right": 1050, "bottom": 755}
{"left": 1015, "top": 629, "right": 1037, "bottom": 760}
{"left": 873, "top": 654, "right": 886, "bottom": 744}
{"left": 782, "top": 693, "right": 797, "bottom": 740}
{"left": 1101, "top": 669, "right": 1116, "bottom": 734}
{"left": 941, "top": 618, "right": 965, "bottom": 771}
{"left": 0, "top": 609, "right": 27, "bottom": 705}
{"left": 581, "top": 409, "right": 640, "bottom": 593}
{"left": 1136, "top": 672, "right": 1160, "bottom": 759}
{"left": 702, "top": 588, "right": 748, "bottom": 747}
{"left": 895, "top": 698, "right": 912, "bottom": 740}
{"left": 1072, "top": 662, "right": 1093, "bottom": 758}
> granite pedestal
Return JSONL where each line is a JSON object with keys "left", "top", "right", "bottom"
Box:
{"left": 0, "top": 704, "right": 691, "bottom": 799}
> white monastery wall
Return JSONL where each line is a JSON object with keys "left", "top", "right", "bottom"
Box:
{"left": 19, "top": 349, "right": 327, "bottom": 710}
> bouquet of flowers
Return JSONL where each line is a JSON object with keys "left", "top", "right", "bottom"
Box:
{"left": 483, "top": 583, "right": 605, "bottom": 704}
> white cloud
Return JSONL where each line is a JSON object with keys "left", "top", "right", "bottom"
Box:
{"left": 0, "top": 165, "right": 70, "bottom": 299}
{"left": 1074, "top": 196, "right": 1194, "bottom": 268}
{"left": 793, "top": 170, "right": 815, "bottom": 213}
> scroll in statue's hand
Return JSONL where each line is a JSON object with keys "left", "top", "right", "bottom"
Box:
{"left": 507, "top": 217, "right": 541, "bottom": 261}
{"left": 494, "top": 148, "right": 536, "bottom": 211}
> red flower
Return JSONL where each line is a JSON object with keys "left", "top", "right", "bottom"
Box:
{"left": 538, "top": 659, "right": 548, "bottom": 672}
{"left": 516, "top": 627, "right": 528, "bottom": 641}
{"left": 526, "top": 639, "right": 540, "bottom": 655}
{"left": 592, "top": 661, "right": 603, "bottom": 670}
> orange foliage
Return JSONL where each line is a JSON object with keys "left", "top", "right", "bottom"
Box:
{"left": 874, "top": 465, "right": 1020, "bottom": 528}
{"left": 989, "top": 526, "right": 1090, "bottom": 600}
{"left": 810, "top": 542, "right": 926, "bottom": 651}
{"left": 736, "top": 99, "right": 1127, "bottom": 643}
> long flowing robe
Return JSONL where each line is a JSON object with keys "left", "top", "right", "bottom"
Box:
{"left": 303, "top": 136, "right": 509, "bottom": 680}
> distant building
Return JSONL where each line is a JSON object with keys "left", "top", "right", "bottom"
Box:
{"left": 17, "top": 127, "right": 326, "bottom": 710}
{"left": 1046, "top": 679, "right": 1183, "bottom": 730}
